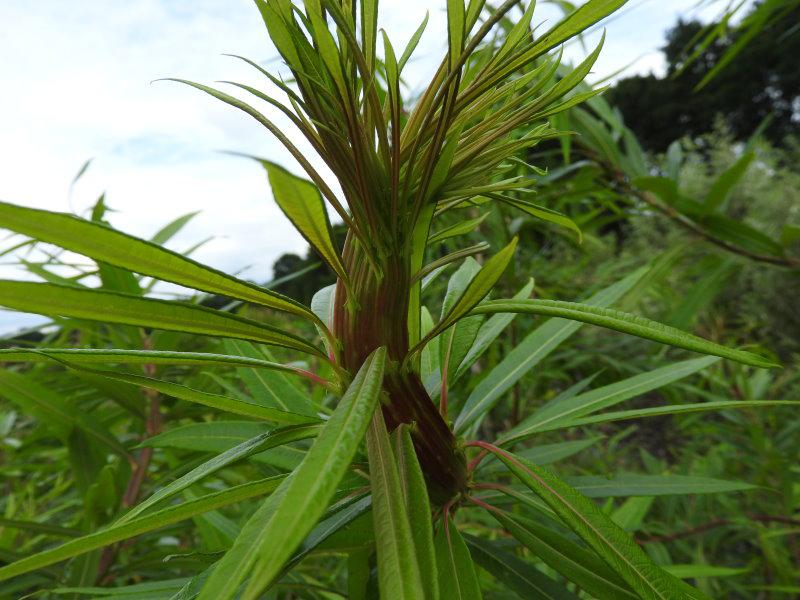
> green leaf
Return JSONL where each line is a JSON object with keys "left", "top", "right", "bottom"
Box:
{"left": 0, "top": 201, "right": 316, "bottom": 323}
{"left": 398, "top": 11, "right": 429, "bottom": 71}
{"left": 120, "top": 424, "right": 319, "bottom": 524}
{"left": 492, "top": 195, "right": 582, "bottom": 242}
{"left": 394, "top": 426, "right": 438, "bottom": 599}
{"left": 252, "top": 160, "right": 348, "bottom": 283}
{"left": 529, "top": 0, "right": 628, "bottom": 58}
{"left": 150, "top": 211, "right": 200, "bottom": 245}
{"left": 488, "top": 447, "right": 707, "bottom": 599}
{"left": 48, "top": 356, "right": 319, "bottom": 425}
{"left": 447, "top": 0, "right": 466, "bottom": 71}
{"left": 480, "top": 437, "right": 602, "bottom": 473}
{"left": 664, "top": 564, "right": 750, "bottom": 579}
{"left": 704, "top": 152, "right": 755, "bottom": 214}
{"left": 502, "top": 356, "right": 719, "bottom": 442}
{"left": 414, "top": 238, "right": 517, "bottom": 355}
{"left": 0, "top": 476, "right": 284, "bottom": 583}
{"left": 366, "top": 413, "right": 426, "bottom": 599}
{"left": 465, "top": 534, "right": 580, "bottom": 600}
{"left": 198, "top": 347, "right": 386, "bottom": 600}
{"left": 0, "top": 518, "right": 80, "bottom": 538}
{"left": 141, "top": 421, "right": 270, "bottom": 452}
{"left": 470, "top": 299, "right": 776, "bottom": 368}
{"left": 222, "top": 340, "right": 316, "bottom": 416}
{"left": 0, "top": 281, "right": 324, "bottom": 357}
{"left": 0, "top": 348, "right": 309, "bottom": 376}
{"left": 428, "top": 212, "right": 489, "bottom": 245}
{"left": 565, "top": 474, "right": 757, "bottom": 497}
{"left": 434, "top": 517, "right": 482, "bottom": 600}
{"left": 453, "top": 278, "right": 535, "bottom": 384}
{"left": 564, "top": 400, "right": 800, "bottom": 428}
{"left": 455, "top": 268, "right": 648, "bottom": 433}
{"left": 492, "top": 512, "right": 637, "bottom": 600}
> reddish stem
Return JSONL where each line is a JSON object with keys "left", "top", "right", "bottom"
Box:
{"left": 466, "top": 495, "right": 502, "bottom": 514}
{"left": 467, "top": 448, "right": 490, "bottom": 474}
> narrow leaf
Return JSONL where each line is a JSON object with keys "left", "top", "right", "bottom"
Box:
{"left": 470, "top": 299, "right": 776, "bottom": 368}
{"left": 489, "top": 447, "right": 706, "bottom": 599}
{"left": 199, "top": 348, "right": 387, "bottom": 600}
{"left": 434, "top": 517, "right": 482, "bottom": 600}
{"left": 0, "top": 201, "right": 316, "bottom": 323}
{"left": 0, "top": 477, "right": 285, "bottom": 583}
{"left": 0, "top": 281, "right": 324, "bottom": 357}
{"left": 366, "top": 413, "right": 426, "bottom": 599}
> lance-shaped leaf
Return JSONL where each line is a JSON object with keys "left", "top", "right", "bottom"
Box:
{"left": 565, "top": 400, "right": 800, "bottom": 428}
{"left": 34, "top": 353, "right": 321, "bottom": 424}
{"left": 0, "top": 281, "right": 324, "bottom": 357}
{"left": 470, "top": 299, "right": 776, "bottom": 368}
{"left": 434, "top": 516, "right": 482, "bottom": 600}
{"left": 487, "top": 446, "right": 707, "bottom": 600}
{"left": 0, "top": 348, "right": 308, "bottom": 375}
{"left": 0, "top": 200, "right": 317, "bottom": 323}
{"left": 563, "top": 474, "right": 756, "bottom": 497}
{"left": 251, "top": 159, "right": 348, "bottom": 284}
{"left": 366, "top": 413, "right": 426, "bottom": 599}
{"left": 0, "top": 476, "right": 285, "bottom": 583}
{"left": 465, "top": 534, "right": 581, "bottom": 600}
{"left": 120, "top": 424, "right": 319, "bottom": 524}
{"left": 412, "top": 237, "right": 517, "bottom": 356}
{"left": 490, "top": 512, "right": 638, "bottom": 600}
{"left": 223, "top": 339, "right": 318, "bottom": 415}
{"left": 501, "top": 356, "right": 719, "bottom": 443}
{"left": 455, "top": 268, "right": 647, "bottom": 434}
{"left": 198, "top": 347, "right": 386, "bottom": 600}
{"left": 428, "top": 212, "right": 489, "bottom": 245}
{"left": 395, "top": 426, "right": 438, "bottom": 599}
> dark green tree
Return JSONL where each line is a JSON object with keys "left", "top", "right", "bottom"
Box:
{"left": 608, "top": 4, "right": 800, "bottom": 151}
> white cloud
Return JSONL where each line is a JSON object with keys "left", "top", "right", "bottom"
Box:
{"left": 0, "top": 0, "right": 746, "bottom": 334}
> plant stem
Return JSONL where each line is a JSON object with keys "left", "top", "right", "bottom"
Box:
{"left": 333, "top": 233, "right": 468, "bottom": 503}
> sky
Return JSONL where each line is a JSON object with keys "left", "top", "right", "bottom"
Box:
{"left": 0, "top": 0, "right": 738, "bottom": 334}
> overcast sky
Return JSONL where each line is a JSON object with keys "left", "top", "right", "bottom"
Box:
{"left": 0, "top": 0, "right": 738, "bottom": 334}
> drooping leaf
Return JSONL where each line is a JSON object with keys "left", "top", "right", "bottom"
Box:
{"left": 564, "top": 474, "right": 757, "bottom": 497}
{"left": 564, "top": 400, "right": 800, "bottom": 427}
{"left": 501, "top": 356, "right": 719, "bottom": 442}
{"left": 395, "top": 426, "right": 438, "bottom": 599}
{"left": 470, "top": 299, "right": 776, "bottom": 368}
{"left": 47, "top": 355, "right": 320, "bottom": 425}
{"left": 198, "top": 347, "right": 386, "bottom": 600}
{"left": 0, "top": 477, "right": 285, "bottom": 583}
{"left": 253, "top": 160, "right": 348, "bottom": 283}
{"left": 489, "top": 447, "right": 707, "bottom": 599}
{"left": 455, "top": 268, "right": 648, "bottom": 433}
{"left": 465, "top": 534, "right": 580, "bottom": 600}
{"left": 0, "top": 200, "right": 317, "bottom": 323}
{"left": 0, "top": 281, "right": 324, "bottom": 357}
{"left": 366, "top": 413, "right": 426, "bottom": 599}
{"left": 434, "top": 517, "right": 482, "bottom": 600}
{"left": 120, "top": 424, "right": 319, "bottom": 523}
{"left": 222, "top": 339, "right": 317, "bottom": 416}
{"left": 492, "top": 511, "right": 638, "bottom": 600}
{"left": 0, "top": 347, "right": 308, "bottom": 375}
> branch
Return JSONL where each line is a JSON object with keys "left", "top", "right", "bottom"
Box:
{"left": 593, "top": 154, "right": 800, "bottom": 269}
{"left": 636, "top": 514, "right": 800, "bottom": 544}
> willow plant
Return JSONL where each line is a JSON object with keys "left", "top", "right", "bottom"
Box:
{"left": 0, "top": 0, "right": 787, "bottom": 598}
